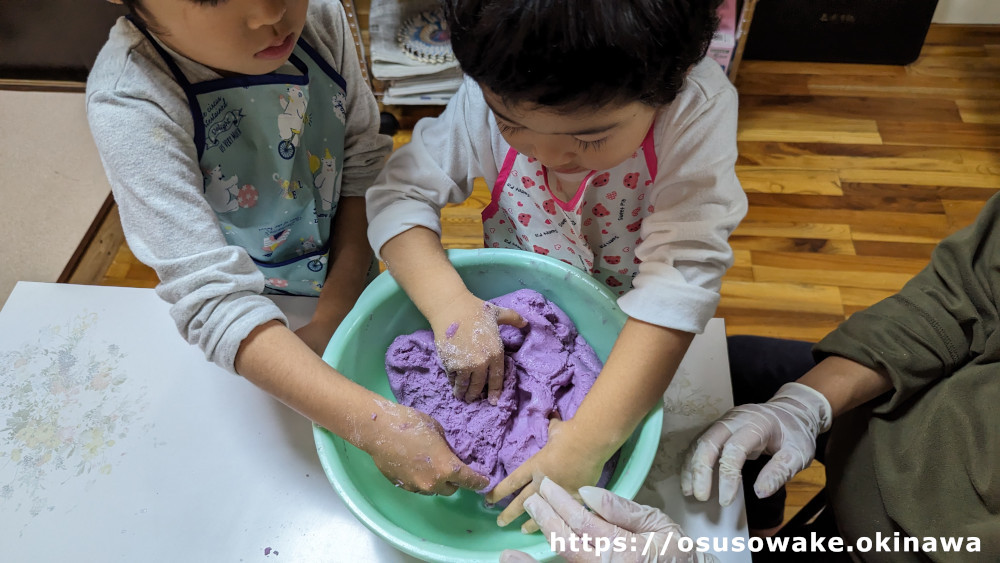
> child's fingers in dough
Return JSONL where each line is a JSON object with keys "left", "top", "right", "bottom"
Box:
{"left": 495, "top": 306, "right": 528, "bottom": 328}
{"left": 448, "top": 459, "right": 490, "bottom": 491}
{"left": 464, "top": 366, "right": 488, "bottom": 403}
{"left": 485, "top": 354, "right": 505, "bottom": 405}
{"left": 452, "top": 370, "right": 472, "bottom": 401}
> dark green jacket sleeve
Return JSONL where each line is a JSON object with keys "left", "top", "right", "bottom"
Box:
{"left": 814, "top": 193, "right": 1000, "bottom": 557}
{"left": 815, "top": 193, "right": 1000, "bottom": 414}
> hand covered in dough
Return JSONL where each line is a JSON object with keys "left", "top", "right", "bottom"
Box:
{"left": 681, "top": 382, "right": 832, "bottom": 506}
{"left": 365, "top": 400, "right": 489, "bottom": 495}
{"left": 428, "top": 293, "right": 526, "bottom": 405}
{"left": 486, "top": 418, "right": 607, "bottom": 532}
{"left": 499, "top": 477, "right": 719, "bottom": 563}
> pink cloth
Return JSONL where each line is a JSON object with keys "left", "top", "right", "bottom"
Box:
{"left": 481, "top": 126, "right": 657, "bottom": 297}
{"left": 385, "top": 289, "right": 616, "bottom": 495}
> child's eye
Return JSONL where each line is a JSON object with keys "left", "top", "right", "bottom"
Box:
{"left": 192, "top": 0, "right": 225, "bottom": 6}
{"left": 575, "top": 137, "right": 608, "bottom": 151}
{"left": 496, "top": 122, "right": 524, "bottom": 136}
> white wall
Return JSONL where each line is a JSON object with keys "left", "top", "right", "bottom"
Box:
{"left": 0, "top": 90, "right": 111, "bottom": 306}
{"left": 933, "top": 0, "right": 1000, "bottom": 24}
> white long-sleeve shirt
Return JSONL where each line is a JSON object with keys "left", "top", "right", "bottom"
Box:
{"left": 367, "top": 58, "right": 747, "bottom": 333}
{"left": 86, "top": 0, "right": 392, "bottom": 371}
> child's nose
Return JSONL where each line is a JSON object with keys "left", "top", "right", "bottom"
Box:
{"left": 529, "top": 140, "right": 574, "bottom": 169}
{"left": 247, "top": 0, "right": 287, "bottom": 29}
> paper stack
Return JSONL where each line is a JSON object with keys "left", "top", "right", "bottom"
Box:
{"left": 369, "top": 0, "right": 463, "bottom": 105}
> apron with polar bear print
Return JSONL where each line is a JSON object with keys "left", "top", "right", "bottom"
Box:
{"left": 482, "top": 125, "right": 658, "bottom": 296}
{"left": 136, "top": 21, "right": 357, "bottom": 296}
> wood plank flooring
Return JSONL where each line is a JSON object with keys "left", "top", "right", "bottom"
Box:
{"left": 93, "top": 24, "right": 1000, "bottom": 527}
{"left": 722, "top": 26, "right": 1000, "bottom": 344}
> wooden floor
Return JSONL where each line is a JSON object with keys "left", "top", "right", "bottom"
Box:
{"left": 93, "top": 25, "right": 1000, "bottom": 526}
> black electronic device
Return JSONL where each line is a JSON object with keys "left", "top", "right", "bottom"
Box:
{"left": 743, "top": 0, "right": 939, "bottom": 65}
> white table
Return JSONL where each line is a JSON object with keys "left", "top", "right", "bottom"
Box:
{"left": 0, "top": 282, "right": 749, "bottom": 562}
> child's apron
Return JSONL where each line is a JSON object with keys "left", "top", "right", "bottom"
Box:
{"left": 136, "top": 21, "right": 361, "bottom": 296}
{"left": 482, "top": 126, "right": 658, "bottom": 296}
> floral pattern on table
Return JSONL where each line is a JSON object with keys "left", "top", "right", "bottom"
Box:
{"left": 0, "top": 312, "right": 150, "bottom": 519}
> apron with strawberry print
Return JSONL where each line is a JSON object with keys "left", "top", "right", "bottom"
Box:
{"left": 482, "top": 125, "right": 658, "bottom": 296}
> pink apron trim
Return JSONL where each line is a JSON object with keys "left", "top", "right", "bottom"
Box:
{"left": 484, "top": 120, "right": 656, "bottom": 221}
{"left": 543, "top": 168, "right": 596, "bottom": 212}
{"left": 641, "top": 119, "right": 657, "bottom": 181}
{"left": 482, "top": 148, "right": 520, "bottom": 220}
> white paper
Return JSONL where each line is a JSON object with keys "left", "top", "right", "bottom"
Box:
{"left": 381, "top": 92, "right": 454, "bottom": 105}
{"left": 384, "top": 72, "right": 464, "bottom": 97}
{"left": 372, "top": 60, "right": 461, "bottom": 80}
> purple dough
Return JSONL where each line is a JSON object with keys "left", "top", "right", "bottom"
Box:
{"left": 385, "top": 288, "right": 617, "bottom": 496}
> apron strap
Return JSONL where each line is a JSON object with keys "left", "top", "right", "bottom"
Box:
{"left": 483, "top": 147, "right": 520, "bottom": 221}
{"left": 126, "top": 15, "right": 193, "bottom": 89}
{"left": 641, "top": 118, "right": 658, "bottom": 181}
{"left": 127, "top": 15, "right": 209, "bottom": 156}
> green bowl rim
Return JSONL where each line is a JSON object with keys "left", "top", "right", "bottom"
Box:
{"left": 312, "top": 248, "right": 664, "bottom": 561}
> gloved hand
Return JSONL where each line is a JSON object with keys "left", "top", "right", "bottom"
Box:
{"left": 499, "top": 477, "right": 718, "bottom": 562}
{"left": 681, "top": 382, "right": 832, "bottom": 506}
{"left": 428, "top": 293, "right": 525, "bottom": 405}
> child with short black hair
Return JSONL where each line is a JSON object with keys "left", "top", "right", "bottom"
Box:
{"left": 87, "top": 0, "right": 488, "bottom": 496}
{"left": 366, "top": 0, "right": 748, "bottom": 529}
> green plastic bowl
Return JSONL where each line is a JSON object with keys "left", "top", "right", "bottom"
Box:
{"left": 314, "top": 248, "right": 663, "bottom": 562}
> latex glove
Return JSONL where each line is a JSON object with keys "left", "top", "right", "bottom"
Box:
{"left": 429, "top": 293, "right": 525, "bottom": 405}
{"left": 365, "top": 400, "right": 489, "bottom": 495}
{"left": 681, "top": 382, "right": 832, "bottom": 506}
{"left": 500, "top": 477, "right": 719, "bottom": 563}
{"left": 487, "top": 418, "right": 607, "bottom": 533}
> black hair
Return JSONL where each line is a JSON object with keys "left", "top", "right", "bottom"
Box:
{"left": 118, "top": 0, "right": 165, "bottom": 34}
{"left": 442, "top": 0, "right": 722, "bottom": 110}
{"left": 118, "top": 0, "right": 146, "bottom": 21}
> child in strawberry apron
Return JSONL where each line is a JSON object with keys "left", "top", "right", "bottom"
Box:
{"left": 366, "top": 0, "right": 748, "bottom": 530}
{"left": 87, "top": 0, "right": 488, "bottom": 497}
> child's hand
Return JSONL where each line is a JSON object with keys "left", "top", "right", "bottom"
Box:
{"left": 367, "top": 400, "right": 489, "bottom": 495}
{"left": 429, "top": 294, "right": 526, "bottom": 405}
{"left": 294, "top": 321, "right": 336, "bottom": 357}
{"left": 294, "top": 279, "right": 357, "bottom": 356}
{"left": 486, "top": 418, "right": 606, "bottom": 532}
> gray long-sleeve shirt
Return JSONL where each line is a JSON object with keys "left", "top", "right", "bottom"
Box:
{"left": 86, "top": 1, "right": 392, "bottom": 371}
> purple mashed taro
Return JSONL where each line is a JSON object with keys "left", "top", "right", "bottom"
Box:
{"left": 385, "top": 288, "right": 618, "bottom": 497}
